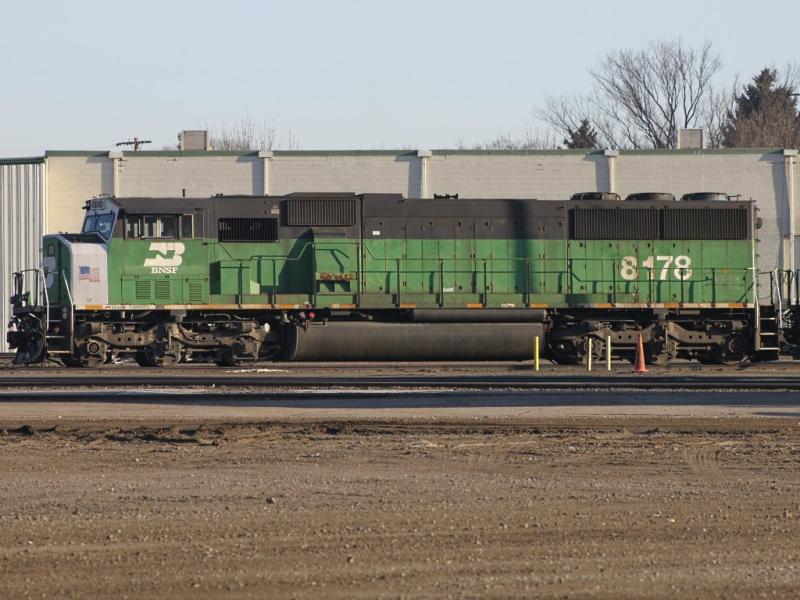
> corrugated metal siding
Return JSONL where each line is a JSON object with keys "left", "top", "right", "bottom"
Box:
{"left": 570, "top": 208, "right": 660, "bottom": 240}
{"left": 663, "top": 208, "right": 748, "bottom": 240}
{"left": 0, "top": 162, "right": 46, "bottom": 353}
{"left": 287, "top": 197, "right": 357, "bottom": 226}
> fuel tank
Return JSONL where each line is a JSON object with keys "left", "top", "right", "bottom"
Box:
{"left": 280, "top": 321, "right": 544, "bottom": 361}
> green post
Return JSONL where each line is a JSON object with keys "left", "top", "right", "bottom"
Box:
{"left": 612, "top": 260, "right": 617, "bottom": 305}
{"left": 483, "top": 259, "right": 488, "bottom": 307}
{"left": 271, "top": 259, "right": 277, "bottom": 305}
{"left": 711, "top": 268, "right": 716, "bottom": 306}
{"left": 438, "top": 259, "right": 444, "bottom": 307}
{"left": 396, "top": 258, "right": 401, "bottom": 307}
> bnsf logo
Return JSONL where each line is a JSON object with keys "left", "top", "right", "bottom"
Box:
{"left": 144, "top": 242, "right": 185, "bottom": 274}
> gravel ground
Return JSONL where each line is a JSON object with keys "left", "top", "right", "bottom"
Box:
{"left": 1, "top": 416, "right": 799, "bottom": 599}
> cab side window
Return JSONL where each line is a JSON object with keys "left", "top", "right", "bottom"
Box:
{"left": 181, "top": 214, "right": 193, "bottom": 239}
{"left": 143, "top": 215, "right": 177, "bottom": 239}
{"left": 126, "top": 214, "right": 191, "bottom": 239}
{"left": 126, "top": 215, "right": 141, "bottom": 238}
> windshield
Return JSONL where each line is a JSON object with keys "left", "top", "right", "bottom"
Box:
{"left": 82, "top": 211, "right": 115, "bottom": 238}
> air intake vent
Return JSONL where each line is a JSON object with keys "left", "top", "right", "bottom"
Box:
{"left": 571, "top": 208, "right": 660, "bottom": 240}
{"left": 218, "top": 218, "right": 279, "bottom": 242}
{"left": 154, "top": 280, "right": 172, "bottom": 301}
{"left": 664, "top": 208, "right": 747, "bottom": 239}
{"left": 570, "top": 192, "right": 621, "bottom": 201}
{"left": 625, "top": 192, "right": 675, "bottom": 202}
{"left": 680, "top": 192, "right": 729, "bottom": 202}
{"left": 287, "top": 197, "right": 357, "bottom": 226}
{"left": 135, "top": 280, "right": 152, "bottom": 301}
{"left": 187, "top": 281, "right": 205, "bottom": 303}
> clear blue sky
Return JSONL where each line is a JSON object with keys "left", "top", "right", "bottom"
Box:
{"left": 1, "top": 0, "right": 798, "bottom": 156}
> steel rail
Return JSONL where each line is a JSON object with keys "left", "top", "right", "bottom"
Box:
{"left": 3, "top": 374, "right": 800, "bottom": 391}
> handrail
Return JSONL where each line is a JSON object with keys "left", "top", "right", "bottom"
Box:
{"left": 773, "top": 269, "right": 784, "bottom": 328}
{"left": 215, "top": 245, "right": 757, "bottom": 306}
{"left": 39, "top": 268, "right": 49, "bottom": 337}
{"left": 62, "top": 271, "right": 74, "bottom": 351}
{"left": 15, "top": 267, "right": 49, "bottom": 313}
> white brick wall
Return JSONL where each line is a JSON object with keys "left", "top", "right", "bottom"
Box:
{"left": 269, "top": 153, "right": 417, "bottom": 197}
{"left": 118, "top": 155, "right": 260, "bottom": 198}
{"left": 427, "top": 152, "right": 603, "bottom": 198}
{"left": 47, "top": 155, "right": 113, "bottom": 232}
{"left": 41, "top": 148, "right": 797, "bottom": 272}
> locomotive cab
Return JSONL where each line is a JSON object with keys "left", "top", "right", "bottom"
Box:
{"left": 8, "top": 198, "right": 117, "bottom": 363}
{"left": 44, "top": 198, "right": 116, "bottom": 307}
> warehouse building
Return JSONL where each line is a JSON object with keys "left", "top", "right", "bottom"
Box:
{"left": 0, "top": 139, "right": 798, "bottom": 351}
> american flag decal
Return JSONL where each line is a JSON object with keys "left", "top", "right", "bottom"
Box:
{"left": 79, "top": 265, "right": 100, "bottom": 283}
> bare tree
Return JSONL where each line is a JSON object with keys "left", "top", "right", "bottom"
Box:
{"left": 284, "top": 129, "right": 301, "bottom": 151}
{"left": 539, "top": 94, "right": 621, "bottom": 148}
{"left": 702, "top": 78, "right": 738, "bottom": 148}
{"left": 538, "top": 39, "right": 723, "bottom": 149}
{"left": 468, "top": 127, "right": 560, "bottom": 150}
{"left": 208, "top": 116, "right": 279, "bottom": 151}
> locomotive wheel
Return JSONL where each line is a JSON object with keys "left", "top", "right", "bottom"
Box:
{"left": 135, "top": 350, "right": 157, "bottom": 367}
{"left": 215, "top": 346, "right": 241, "bottom": 367}
{"left": 215, "top": 336, "right": 261, "bottom": 367}
{"left": 649, "top": 339, "right": 677, "bottom": 366}
{"left": 136, "top": 343, "right": 183, "bottom": 367}
{"left": 547, "top": 346, "right": 580, "bottom": 366}
{"left": 700, "top": 334, "right": 748, "bottom": 365}
{"left": 62, "top": 355, "right": 84, "bottom": 368}
{"left": 549, "top": 335, "right": 604, "bottom": 366}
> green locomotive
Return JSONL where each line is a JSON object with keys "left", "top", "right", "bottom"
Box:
{"left": 8, "top": 191, "right": 780, "bottom": 366}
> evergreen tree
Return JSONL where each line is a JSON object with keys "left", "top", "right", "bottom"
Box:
{"left": 722, "top": 68, "right": 800, "bottom": 147}
{"left": 563, "top": 118, "right": 599, "bottom": 149}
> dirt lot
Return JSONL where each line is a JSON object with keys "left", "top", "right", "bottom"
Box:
{"left": 1, "top": 416, "right": 799, "bottom": 599}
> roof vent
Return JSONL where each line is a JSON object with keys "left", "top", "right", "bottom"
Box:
{"left": 178, "top": 130, "right": 210, "bottom": 151}
{"left": 625, "top": 192, "right": 675, "bottom": 202}
{"left": 570, "top": 192, "right": 621, "bottom": 201}
{"left": 680, "top": 192, "right": 729, "bottom": 202}
{"left": 676, "top": 128, "right": 705, "bottom": 149}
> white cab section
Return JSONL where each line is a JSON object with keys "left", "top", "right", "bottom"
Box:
{"left": 69, "top": 242, "right": 108, "bottom": 305}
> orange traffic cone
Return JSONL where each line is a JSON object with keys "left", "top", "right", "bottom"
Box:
{"left": 633, "top": 333, "right": 648, "bottom": 374}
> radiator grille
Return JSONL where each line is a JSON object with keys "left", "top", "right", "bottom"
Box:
{"left": 663, "top": 208, "right": 748, "bottom": 239}
{"left": 154, "top": 280, "right": 171, "bottom": 301}
{"left": 287, "top": 197, "right": 357, "bottom": 226}
{"left": 135, "top": 280, "right": 152, "bottom": 301}
{"left": 571, "top": 208, "right": 660, "bottom": 239}
{"left": 187, "top": 281, "right": 205, "bottom": 303}
{"left": 218, "top": 218, "right": 279, "bottom": 242}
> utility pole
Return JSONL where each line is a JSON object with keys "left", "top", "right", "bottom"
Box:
{"left": 115, "top": 137, "right": 152, "bottom": 151}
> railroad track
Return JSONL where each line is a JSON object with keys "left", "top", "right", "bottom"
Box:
{"left": 3, "top": 373, "right": 800, "bottom": 391}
